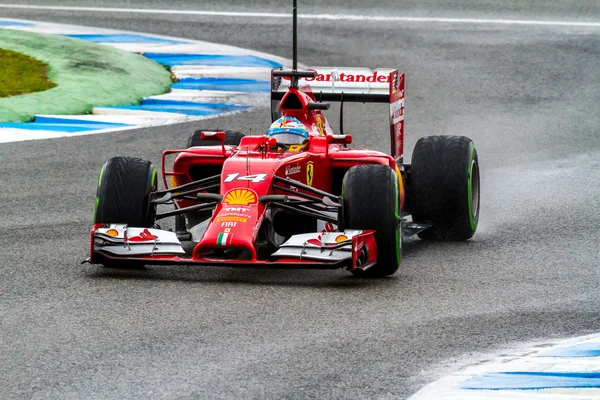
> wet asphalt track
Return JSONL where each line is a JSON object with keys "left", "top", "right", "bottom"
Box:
{"left": 1, "top": 1, "right": 600, "bottom": 398}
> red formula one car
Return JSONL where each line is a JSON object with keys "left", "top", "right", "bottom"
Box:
{"left": 86, "top": 6, "right": 480, "bottom": 277}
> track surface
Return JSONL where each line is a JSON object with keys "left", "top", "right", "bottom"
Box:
{"left": 1, "top": 2, "right": 599, "bottom": 398}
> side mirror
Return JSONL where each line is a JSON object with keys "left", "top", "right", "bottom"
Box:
{"left": 200, "top": 131, "right": 226, "bottom": 143}
{"left": 326, "top": 134, "right": 352, "bottom": 145}
{"left": 199, "top": 131, "right": 226, "bottom": 155}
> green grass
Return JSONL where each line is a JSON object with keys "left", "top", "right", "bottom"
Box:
{"left": 0, "top": 48, "right": 56, "bottom": 98}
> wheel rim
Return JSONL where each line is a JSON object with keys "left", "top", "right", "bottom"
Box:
{"left": 468, "top": 158, "right": 480, "bottom": 229}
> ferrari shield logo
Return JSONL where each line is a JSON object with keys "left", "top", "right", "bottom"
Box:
{"left": 306, "top": 162, "right": 314, "bottom": 186}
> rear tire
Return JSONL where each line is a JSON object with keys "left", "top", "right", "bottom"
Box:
{"left": 408, "top": 135, "right": 480, "bottom": 241}
{"left": 342, "top": 164, "right": 401, "bottom": 277}
{"left": 187, "top": 129, "right": 245, "bottom": 147}
{"left": 94, "top": 157, "right": 157, "bottom": 268}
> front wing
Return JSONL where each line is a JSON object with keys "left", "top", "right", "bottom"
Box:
{"left": 88, "top": 224, "right": 377, "bottom": 272}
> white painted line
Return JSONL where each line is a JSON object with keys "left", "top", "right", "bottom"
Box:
{"left": 2, "top": 18, "right": 291, "bottom": 63}
{"left": 0, "top": 4, "right": 599, "bottom": 28}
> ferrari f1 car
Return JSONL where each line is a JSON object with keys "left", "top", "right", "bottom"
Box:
{"left": 86, "top": 3, "right": 480, "bottom": 277}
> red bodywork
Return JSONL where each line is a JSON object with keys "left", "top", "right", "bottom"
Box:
{"left": 90, "top": 69, "right": 405, "bottom": 271}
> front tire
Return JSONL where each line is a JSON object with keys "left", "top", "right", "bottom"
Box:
{"left": 342, "top": 164, "right": 401, "bottom": 277}
{"left": 94, "top": 157, "right": 157, "bottom": 268}
{"left": 408, "top": 135, "right": 480, "bottom": 240}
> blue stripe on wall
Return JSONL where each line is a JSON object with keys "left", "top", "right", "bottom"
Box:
{"left": 461, "top": 371, "right": 600, "bottom": 390}
{"left": 0, "top": 117, "right": 130, "bottom": 132}
{"left": 538, "top": 342, "right": 600, "bottom": 357}
{"left": 143, "top": 53, "right": 281, "bottom": 68}
{"left": 0, "top": 20, "right": 33, "bottom": 27}
{"left": 172, "top": 78, "right": 271, "bottom": 93}
{"left": 104, "top": 99, "right": 250, "bottom": 116}
{"left": 65, "top": 34, "right": 188, "bottom": 44}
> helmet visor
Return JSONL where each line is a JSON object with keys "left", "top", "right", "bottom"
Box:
{"left": 271, "top": 132, "right": 307, "bottom": 145}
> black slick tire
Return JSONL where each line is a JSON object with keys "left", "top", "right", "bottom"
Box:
{"left": 342, "top": 164, "right": 401, "bottom": 277}
{"left": 408, "top": 135, "right": 480, "bottom": 241}
{"left": 187, "top": 129, "right": 245, "bottom": 147}
{"left": 94, "top": 157, "right": 157, "bottom": 268}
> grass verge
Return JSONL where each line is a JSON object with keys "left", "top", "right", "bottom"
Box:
{"left": 0, "top": 49, "right": 56, "bottom": 98}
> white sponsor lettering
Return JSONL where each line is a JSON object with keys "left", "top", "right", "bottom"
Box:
{"left": 3, "top": 6, "right": 599, "bottom": 28}
{"left": 224, "top": 173, "right": 267, "bottom": 183}
{"left": 303, "top": 71, "right": 391, "bottom": 83}
{"left": 390, "top": 99, "right": 405, "bottom": 124}
{"left": 223, "top": 207, "right": 250, "bottom": 213}
{"left": 285, "top": 165, "right": 302, "bottom": 176}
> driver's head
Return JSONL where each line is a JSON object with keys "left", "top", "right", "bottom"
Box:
{"left": 267, "top": 117, "right": 309, "bottom": 147}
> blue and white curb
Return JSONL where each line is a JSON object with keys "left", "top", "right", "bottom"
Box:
{"left": 409, "top": 334, "right": 600, "bottom": 399}
{"left": 0, "top": 18, "right": 289, "bottom": 143}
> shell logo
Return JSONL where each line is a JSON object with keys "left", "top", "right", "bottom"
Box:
{"left": 223, "top": 189, "right": 257, "bottom": 206}
{"left": 106, "top": 229, "right": 119, "bottom": 237}
{"left": 335, "top": 234, "right": 348, "bottom": 243}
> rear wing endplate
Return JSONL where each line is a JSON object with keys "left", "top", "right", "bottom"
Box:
{"left": 271, "top": 67, "right": 405, "bottom": 161}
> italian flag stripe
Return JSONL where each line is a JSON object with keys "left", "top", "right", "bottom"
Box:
{"left": 217, "top": 232, "right": 230, "bottom": 246}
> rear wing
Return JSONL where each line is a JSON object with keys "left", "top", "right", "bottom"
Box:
{"left": 271, "top": 67, "right": 405, "bottom": 161}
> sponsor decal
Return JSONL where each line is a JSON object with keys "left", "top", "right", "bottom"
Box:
{"left": 306, "top": 70, "right": 391, "bottom": 83}
{"left": 216, "top": 216, "right": 247, "bottom": 223}
{"left": 216, "top": 232, "right": 233, "bottom": 247}
{"left": 222, "top": 207, "right": 250, "bottom": 213}
{"left": 223, "top": 189, "right": 258, "bottom": 206}
{"left": 285, "top": 164, "right": 302, "bottom": 176}
{"left": 253, "top": 212, "right": 265, "bottom": 240}
{"left": 393, "top": 120, "right": 404, "bottom": 158}
{"left": 224, "top": 173, "right": 267, "bottom": 183}
{"left": 390, "top": 72, "right": 404, "bottom": 102}
{"left": 335, "top": 235, "right": 348, "bottom": 243}
{"left": 285, "top": 69, "right": 392, "bottom": 84}
{"left": 306, "top": 222, "right": 336, "bottom": 246}
{"left": 278, "top": 117, "right": 295, "bottom": 128}
{"left": 221, "top": 222, "right": 237, "bottom": 228}
{"left": 221, "top": 207, "right": 252, "bottom": 219}
{"left": 128, "top": 228, "right": 158, "bottom": 242}
{"left": 391, "top": 98, "right": 405, "bottom": 123}
{"left": 105, "top": 229, "right": 119, "bottom": 237}
{"left": 306, "top": 162, "right": 314, "bottom": 186}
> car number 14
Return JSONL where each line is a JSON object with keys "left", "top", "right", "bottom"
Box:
{"left": 223, "top": 173, "right": 268, "bottom": 183}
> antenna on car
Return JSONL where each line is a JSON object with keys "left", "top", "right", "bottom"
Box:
{"left": 289, "top": 0, "right": 300, "bottom": 88}
{"left": 339, "top": 93, "right": 344, "bottom": 135}
{"left": 272, "top": 0, "right": 317, "bottom": 89}
{"left": 292, "top": 0, "right": 298, "bottom": 72}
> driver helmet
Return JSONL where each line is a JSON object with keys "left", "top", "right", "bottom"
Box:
{"left": 266, "top": 117, "right": 309, "bottom": 145}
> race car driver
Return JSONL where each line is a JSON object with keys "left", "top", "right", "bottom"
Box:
{"left": 266, "top": 117, "right": 309, "bottom": 152}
